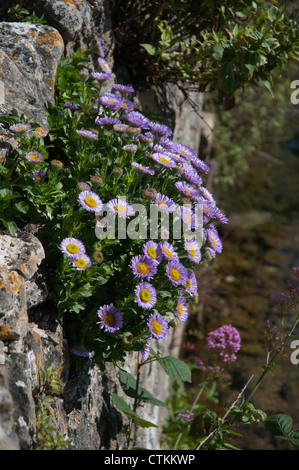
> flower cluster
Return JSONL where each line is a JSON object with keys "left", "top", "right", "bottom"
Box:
{"left": 5, "top": 37, "right": 228, "bottom": 364}
{"left": 205, "top": 324, "right": 241, "bottom": 363}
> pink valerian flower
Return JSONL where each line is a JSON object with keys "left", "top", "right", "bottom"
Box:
{"left": 264, "top": 320, "right": 286, "bottom": 358}
{"left": 177, "top": 410, "right": 194, "bottom": 422}
{"left": 293, "top": 266, "right": 299, "bottom": 278}
{"left": 206, "top": 324, "right": 241, "bottom": 363}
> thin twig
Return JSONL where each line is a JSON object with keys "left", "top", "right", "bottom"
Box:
{"left": 194, "top": 374, "right": 254, "bottom": 450}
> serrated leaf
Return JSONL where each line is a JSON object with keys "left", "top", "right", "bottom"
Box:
{"left": 158, "top": 356, "right": 191, "bottom": 382}
{"left": 288, "top": 429, "right": 299, "bottom": 446}
{"left": 264, "top": 414, "right": 293, "bottom": 437}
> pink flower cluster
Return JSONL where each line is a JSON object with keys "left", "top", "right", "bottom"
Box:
{"left": 205, "top": 324, "right": 241, "bottom": 363}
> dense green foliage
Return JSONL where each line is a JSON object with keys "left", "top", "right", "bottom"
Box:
{"left": 111, "top": 0, "right": 299, "bottom": 107}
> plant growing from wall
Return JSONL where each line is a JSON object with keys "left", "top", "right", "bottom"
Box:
{"left": 110, "top": 0, "right": 299, "bottom": 107}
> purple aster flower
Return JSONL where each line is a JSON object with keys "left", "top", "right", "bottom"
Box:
{"left": 149, "top": 121, "right": 172, "bottom": 138}
{"left": 143, "top": 240, "right": 162, "bottom": 264}
{"left": 184, "top": 270, "right": 198, "bottom": 296}
{"left": 165, "top": 260, "right": 188, "bottom": 286}
{"left": 50, "top": 159, "right": 64, "bottom": 169}
{"left": 135, "top": 282, "right": 157, "bottom": 309}
{"left": 144, "top": 188, "right": 157, "bottom": 199}
{"left": 179, "top": 163, "right": 202, "bottom": 185}
{"left": 190, "top": 156, "right": 210, "bottom": 173}
{"left": 78, "top": 190, "right": 103, "bottom": 212}
{"left": 72, "top": 254, "right": 92, "bottom": 271}
{"left": 90, "top": 72, "right": 112, "bottom": 81}
{"left": 153, "top": 193, "right": 176, "bottom": 212}
{"left": 113, "top": 123, "right": 129, "bottom": 132}
{"left": 96, "top": 38, "right": 105, "bottom": 58}
{"left": 97, "top": 57, "right": 112, "bottom": 74}
{"left": 138, "top": 132, "right": 154, "bottom": 143}
{"left": 175, "top": 297, "right": 189, "bottom": 322}
{"left": 206, "top": 324, "right": 241, "bottom": 363}
{"left": 107, "top": 198, "right": 135, "bottom": 218}
{"left": 205, "top": 225, "right": 223, "bottom": 254}
{"left": 60, "top": 237, "right": 86, "bottom": 258}
{"left": 184, "top": 238, "right": 202, "bottom": 264}
{"left": 131, "top": 161, "right": 155, "bottom": 175}
{"left": 113, "top": 83, "right": 135, "bottom": 94}
{"left": 151, "top": 152, "right": 176, "bottom": 169}
{"left": 147, "top": 313, "right": 168, "bottom": 340}
{"left": 70, "top": 348, "right": 92, "bottom": 358}
{"left": 175, "top": 143, "right": 196, "bottom": 160}
{"left": 25, "top": 151, "right": 44, "bottom": 163}
{"left": 9, "top": 123, "right": 31, "bottom": 132}
{"left": 122, "top": 144, "right": 138, "bottom": 152}
{"left": 99, "top": 92, "right": 122, "bottom": 109}
{"left": 123, "top": 111, "right": 150, "bottom": 129}
{"left": 160, "top": 241, "right": 179, "bottom": 261}
{"left": 77, "top": 182, "right": 91, "bottom": 191}
{"left": 32, "top": 169, "right": 46, "bottom": 182}
{"left": 118, "top": 98, "right": 135, "bottom": 112}
{"left": 180, "top": 205, "right": 199, "bottom": 229}
{"left": 130, "top": 254, "right": 157, "bottom": 280}
{"left": 96, "top": 305, "right": 123, "bottom": 333}
{"left": 141, "top": 336, "right": 152, "bottom": 361}
{"left": 63, "top": 101, "right": 83, "bottom": 110}
{"left": 175, "top": 181, "right": 199, "bottom": 198}
{"left": 76, "top": 129, "right": 98, "bottom": 139}
{"left": 96, "top": 117, "right": 122, "bottom": 127}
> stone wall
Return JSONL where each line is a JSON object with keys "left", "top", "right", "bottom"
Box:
{"left": 0, "top": 1, "right": 213, "bottom": 450}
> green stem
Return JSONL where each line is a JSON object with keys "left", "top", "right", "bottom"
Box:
{"left": 173, "top": 382, "right": 206, "bottom": 450}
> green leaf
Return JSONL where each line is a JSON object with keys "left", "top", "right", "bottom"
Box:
{"left": 264, "top": 414, "right": 293, "bottom": 437}
{"left": 112, "top": 394, "right": 158, "bottom": 428}
{"left": 288, "top": 429, "right": 299, "bottom": 446}
{"left": 158, "top": 356, "right": 191, "bottom": 382}
{"left": 119, "top": 369, "right": 167, "bottom": 408}
{"left": 140, "top": 43, "right": 157, "bottom": 56}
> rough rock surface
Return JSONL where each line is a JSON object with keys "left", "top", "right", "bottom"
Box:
{"left": 0, "top": 2, "right": 210, "bottom": 451}
{"left": 0, "top": 21, "right": 64, "bottom": 133}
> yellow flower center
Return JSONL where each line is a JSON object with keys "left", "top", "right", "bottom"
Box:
{"left": 158, "top": 201, "right": 168, "bottom": 209}
{"left": 211, "top": 237, "right": 216, "bottom": 247}
{"left": 136, "top": 262, "right": 150, "bottom": 275}
{"left": 147, "top": 247, "right": 157, "bottom": 259}
{"left": 84, "top": 196, "right": 97, "bottom": 208}
{"left": 177, "top": 304, "right": 183, "bottom": 316}
{"left": 184, "top": 188, "right": 191, "bottom": 195}
{"left": 66, "top": 243, "right": 79, "bottom": 254}
{"left": 183, "top": 214, "right": 192, "bottom": 224}
{"left": 35, "top": 176, "right": 42, "bottom": 181}
{"left": 187, "top": 246, "right": 196, "bottom": 258}
{"left": 169, "top": 268, "right": 180, "bottom": 281}
{"left": 103, "top": 312, "right": 115, "bottom": 326}
{"left": 74, "top": 258, "right": 88, "bottom": 269}
{"left": 151, "top": 320, "right": 162, "bottom": 335}
{"left": 158, "top": 157, "right": 171, "bottom": 165}
{"left": 140, "top": 289, "right": 151, "bottom": 302}
{"left": 163, "top": 248, "right": 173, "bottom": 259}
{"left": 114, "top": 204, "right": 126, "bottom": 214}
